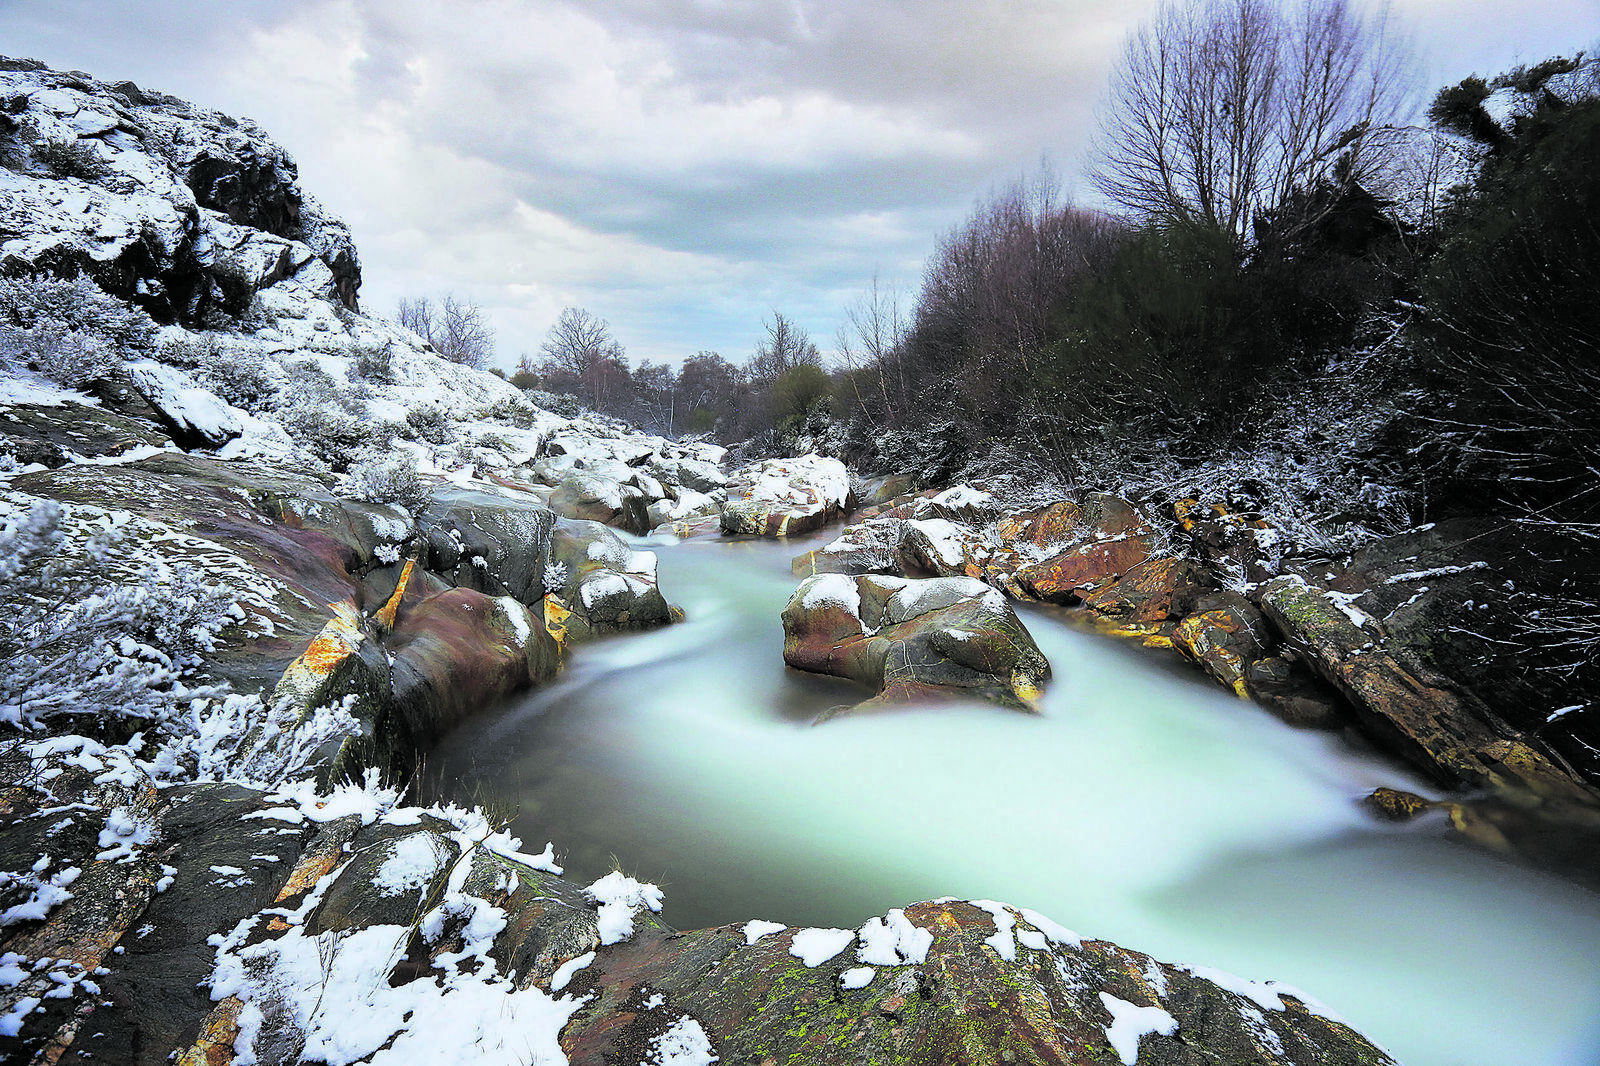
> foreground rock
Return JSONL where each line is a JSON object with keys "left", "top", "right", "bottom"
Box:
{"left": 782, "top": 573, "right": 1050, "bottom": 712}
{"left": 722, "top": 453, "right": 851, "bottom": 536}
{"left": 560, "top": 900, "right": 1397, "bottom": 1066}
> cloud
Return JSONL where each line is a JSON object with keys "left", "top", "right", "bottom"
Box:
{"left": 0, "top": 0, "right": 1591, "bottom": 365}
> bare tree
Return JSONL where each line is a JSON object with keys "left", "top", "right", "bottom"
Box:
{"left": 396, "top": 294, "right": 495, "bottom": 368}
{"left": 835, "top": 274, "right": 909, "bottom": 425}
{"left": 536, "top": 306, "right": 630, "bottom": 411}
{"left": 1091, "top": 0, "right": 1416, "bottom": 245}
{"left": 748, "top": 311, "right": 821, "bottom": 386}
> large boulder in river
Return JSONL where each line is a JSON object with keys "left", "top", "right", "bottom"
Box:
{"left": 721, "top": 454, "right": 851, "bottom": 536}
{"left": 782, "top": 573, "right": 1050, "bottom": 711}
{"left": 545, "top": 517, "right": 674, "bottom": 639}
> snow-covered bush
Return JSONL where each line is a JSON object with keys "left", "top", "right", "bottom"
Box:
{"left": 0, "top": 272, "right": 155, "bottom": 351}
{"left": 475, "top": 395, "right": 536, "bottom": 427}
{"left": 161, "top": 334, "right": 278, "bottom": 411}
{"left": 404, "top": 405, "right": 454, "bottom": 444}
{"left": 31, "top": 137, "right": 107, "bottom": 180}
{"left": 0, "top": 273, "right": 156, "bottom": 387}
{"left": 0, "top": 498, "right": 240, "bottom": 736}
{"left": 349, "top": 341, "right": 395, "bottom": 384}
{"left": 346, "top": 453, "right": 431, "bottom": 514}
{"left": 0, "top": 323, "right": 119, "bottom": 388}
{"left": 279, "top": 402, "right": 384, "bottom": 471}
{"left": 526, "top": 388, "right": 580, "bottom": 418}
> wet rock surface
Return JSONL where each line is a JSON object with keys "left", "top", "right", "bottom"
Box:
{"left": 782, "top": 573, "right": 1051, "bottom": 712}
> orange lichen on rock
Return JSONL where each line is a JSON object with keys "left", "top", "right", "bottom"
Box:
{"left": 175, "top": 996, "right": 245, "bottom": 1066}
{"left": 372, "top": 558, "right": 415, "bottom": 630}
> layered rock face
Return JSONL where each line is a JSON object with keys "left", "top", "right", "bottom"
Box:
{"left": 1, "top": 57, "right": 359, "bottom": 324}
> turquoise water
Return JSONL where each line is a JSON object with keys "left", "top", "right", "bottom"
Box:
{"left": 428, "top": 531, "right": 1600, "bottom": 1066}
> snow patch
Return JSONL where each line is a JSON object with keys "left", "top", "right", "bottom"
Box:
{"left": 788, "top": 927, "right": 856, "bottom": 968}
{"left": 1098, "top": 992, "right": 1179, "bottom": 1065}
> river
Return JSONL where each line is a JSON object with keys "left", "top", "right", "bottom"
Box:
{"left": 426, "top": 530, "right": 1600, "bottom": 1066}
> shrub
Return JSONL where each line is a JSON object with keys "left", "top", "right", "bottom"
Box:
{"left": 404, "top": 404, "right": 454, "bottom": 444}
{"left": 475, "top": 395, "right": 536, "bottom": 427}
{"left": 0, "top": 323, "right": 119, "bottom": 387}
{"left": 0, "top": 498, "right": 238, "bottom": 736}
{"left": 163, "top": 334, "right": 278, "bottom": 411}
{"left": 1417, "top": 94, "right": 1600, "bottom": 517}
{"left": 349, "top": 341, "right": 395, "bottom": 384}
{"left": 345, "top": 453, "right": 431, "bottom": 514}
{"left": 0, "top": 273, "right": 156, "bottom": 388}
{"left": 526, "top": 388, "right": 580, "bottom": 418}
{"left": 32, "top": 137, "right": 107, "bottom": 180}
{"left": 279, "top": 403, "right": 385, "bottom": 471}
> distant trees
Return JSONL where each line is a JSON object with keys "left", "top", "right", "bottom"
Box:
{"left": 396, "top": 294, "right": 495, "bottom": 368}
{"left": 1091, "top": 0, "right": 1416, "bottom": 245}
{"left": 532, "top": 306, "right": 632, "bottom": 412}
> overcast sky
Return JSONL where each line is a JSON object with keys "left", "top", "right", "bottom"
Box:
{"left": 2, "top": 0, "right": 1595, "bottom": 368}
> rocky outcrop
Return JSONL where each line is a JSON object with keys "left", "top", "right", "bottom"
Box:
{"left": 721, "top": 453, "right": 851, "bottom": 536}
{"left": 1257, "top": 575, "right": 1588, "bottom": 803}
{"left": 558, "top": 900, "right": 1398, "bottom": 1066}
{"left": 0, "top": 58, "right": 360, "bottom": 324}
{"left": 544, "top": 517, "right": 675, "bottom": 638}
{"left": 782, "top": 573, "right": 1050, "bottom": 712}
{"left": 126, "top": 361, "right": 243, "bottom": 449}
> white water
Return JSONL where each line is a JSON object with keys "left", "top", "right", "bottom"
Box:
{"left": 429, "top": 532, "right": 1600, "bottom": 1066}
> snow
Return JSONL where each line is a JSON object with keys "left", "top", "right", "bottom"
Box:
{"left": 788, "top": 927, "right": 856, "bottom": 967}
{"left": 931, "top": 484, "right": 993, "bottom": 512}
{"left": 905, "top": 518, "right": 968, "bottom": 570}
{"left": 1382, "top": 562, "right": 1489, "bottom": 584}
{"left": 1017, "top": 907, "right": 1082, "bottom": 949}
{"left": 1176, "top": 963, "right": 1286, "bottom": 1011}
{"left": 969, "top": 900, "right": 1017, "bottom": 961}
{"left": 742, "top": 919, "right": 787, "bottom": 945}
{"left": 855, "top": 909, "right": 933, "bottom": 966}
{"left": 795, "top": 573, "right": 862, "bottom": 620}
{"left": 584, "top": 871, "right": 664, "bottom": 945}
{"left": 1098, "top": 992, "right": 1179, "bottom": 1065}
{"left": 840, "top": 967, "right": 876, "bottom": 989}
{"left": 0, "top": 369, "right": 95, "bottom": 407}
{"left": 549, "top": 950, "right": 595, "bottom": 992}
{"left": 886, "top": 576, "right": 1003, "bottom": 625}
{"left": 644, "top": 1015, "right": 719, "bottom": 1066}
{"left": 373, "top": 833, "right": 447, "bottom": 897}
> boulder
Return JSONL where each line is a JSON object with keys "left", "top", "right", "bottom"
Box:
{"left": 781, "top": 573, "right": 1050, "bottom": 712}
{"left": 558, "top": 899, "right": 1399, "bottom": 1066}
{"left": 721, "top": 454, "right": 851, "bottom": 537}
{"left": 1013, "top": 494, "right": 1162, "bottom": 603}
{"left": 545, "top": 518, "right": 674, "bottom": 637}
{"left": 1173, "top": 594, "right": 1272, "bottom": 697}
{"left": 417, "top": 484, "right": 557, "bottom": 604}
{"left": 0, "top": 400, "right": 169, "bottom": 468}
{"left": 548, "top": 470, "right": 651, "bottom": 535}
{"left": 127, "top": 361, "right": 245, "bottom": 448}
{"left": 1257, "top": 576, "right": 1588, "bottom": 801}
{"left": 792, "top": 515, "right": 907, "bottom": 577}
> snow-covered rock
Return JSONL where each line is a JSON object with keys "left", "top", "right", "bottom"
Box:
{"left": 127, "top": 360, "right": 243, "bottom": 448}
{"left": 0, "top": 58, "right": 358, "bottom": 324}
{"left": 780, "top": 572, "right": 1050, "bottom": 713}
{"left": 722, "top": 454, "right": 852, "bottom": 537}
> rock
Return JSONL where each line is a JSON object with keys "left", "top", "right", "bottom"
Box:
{"left": 548, "top": 470, "right": 650, "bottom": 535}
{"left": 899, "top": 516, "right": 975, "bottom": 577}
{"left": 1012, "top": 494, "right": 1162, "bottom": 603}
{"left": 792, "top": 515, "right": 907, "bottom": 577}
{"left": 558, "top": 899, "right": 1399, "bottom": 1066}
{"left": 1257, "top": 575, "right": 1588, "bottom": 801}
{"left": 1080, "top": 556, "right": 1207, "bottom": 628}
{"left": 1174, "top": 498, "right": 1282, "bottom": 583}
{"left": 647, "top": 454, "right": 726, "bottom": 494}
{"left": 127, "top": 360, "right": 244, "bottom": 448}
{"left": 854, "top": 470, "right": 918, "bottom": 506}
{"left": 1365, "top": 787, "right": 1438, "bottom": 821}
{"left": 416, "top": 484, "right": 556, "bottom": 605}
{"left": 721, "top": 453, "right": 851, "bottom": 536}
{"left": 546, "top": 518, "right": 674, "bottom": 637}
{"left": 1173, "top": 595, "right": 1272, "bottom": 697}
{"left": 781, "top": 573, "right": 1050, "bottom": 712}
{"left": 0, "top": 400, "right": 169, "bottom": 468}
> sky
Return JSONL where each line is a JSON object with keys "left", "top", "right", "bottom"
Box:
{"left": 2, "top": 0, "right": 1595, "bottom": 370}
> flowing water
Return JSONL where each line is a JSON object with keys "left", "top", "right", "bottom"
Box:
{"left": 427, "top": 531, "right": 1600, "bottom": 1066}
